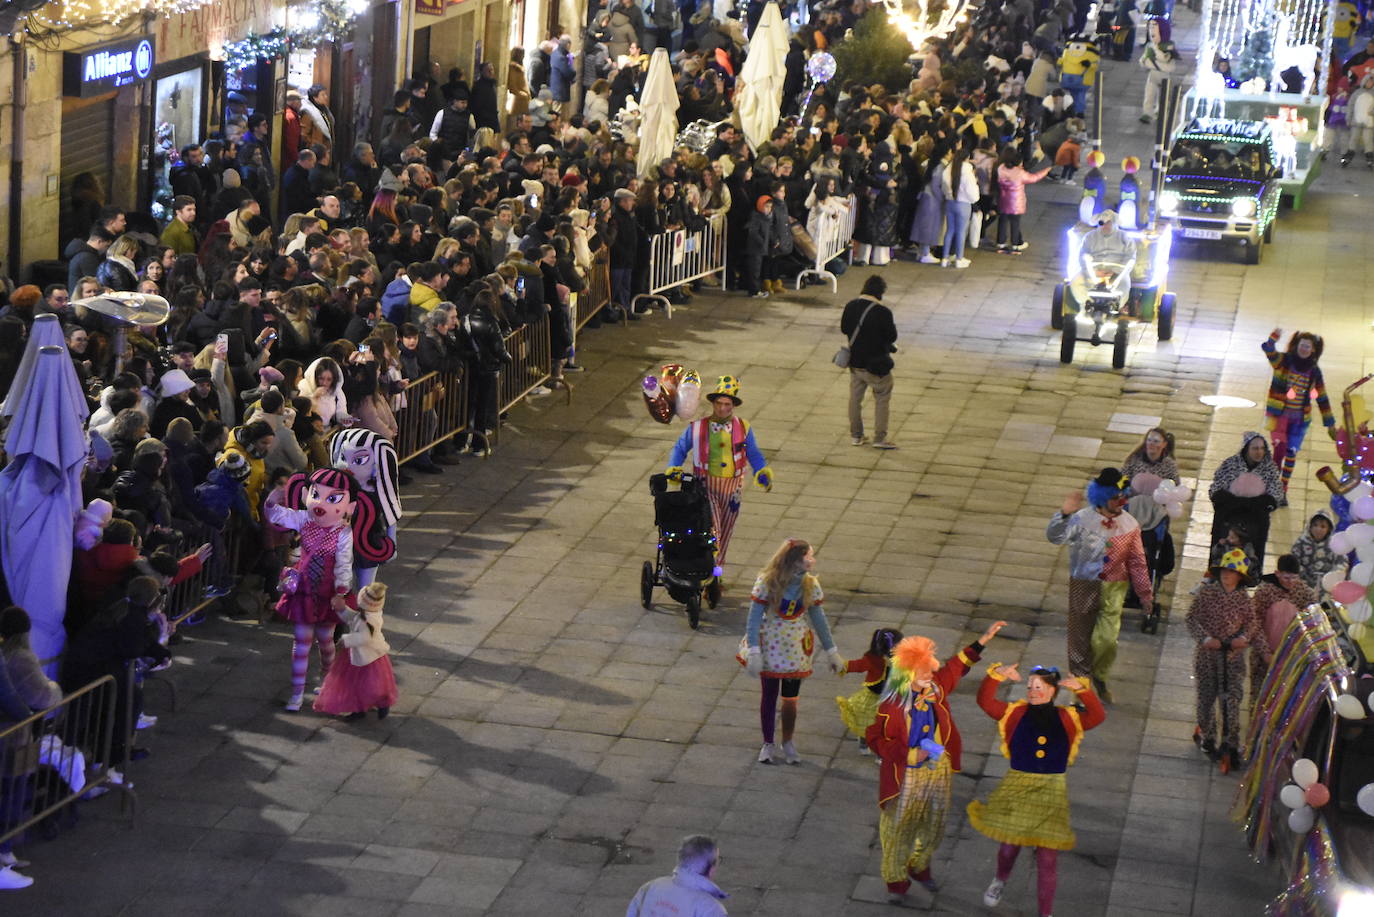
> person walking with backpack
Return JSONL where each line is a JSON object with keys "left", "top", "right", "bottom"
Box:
{"left": 839, "top": 275, "right": 898, "bottom": 449}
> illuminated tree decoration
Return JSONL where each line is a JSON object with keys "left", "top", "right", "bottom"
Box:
{"left": 880, "top": 0, "right": 973, "bottom": 52}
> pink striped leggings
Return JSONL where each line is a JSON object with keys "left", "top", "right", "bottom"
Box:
{"left": 997, "top": 843, "right": 1058, "bottom": 917}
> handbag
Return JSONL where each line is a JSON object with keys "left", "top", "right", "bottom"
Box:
{"left": 833, "top": 302, "right": 878, "bottom": 369}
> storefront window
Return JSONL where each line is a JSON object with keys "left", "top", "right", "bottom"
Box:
{"left": 150, "top": 67, "right": 204, "bottom": 220}
{"left": 289, "top": 48, "right": 318, "bottom": 92}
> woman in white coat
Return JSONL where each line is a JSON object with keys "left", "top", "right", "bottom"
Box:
{"left": 297, "top": 356, "right": 352, "bottom": 429}
{"left": 941, "top": 143, "right": 980, "bottom": 268}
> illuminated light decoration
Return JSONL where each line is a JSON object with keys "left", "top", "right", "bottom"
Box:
{"left": 221, "top": 0, "right": 361, "bottom": 69}
{"left": 1197, "top": 0, "right": 1336, "bottom": 99}
{"left": 880, "top": 0, "right": 972, "bottom": 53}
{"left": 29, "top": 0, "right": 216, "bottom": 33}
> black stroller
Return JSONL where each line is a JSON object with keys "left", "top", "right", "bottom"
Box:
{"left": 641, "top": 472, "right": 722, "bottom": 628}
{"left": 1128, "top": 514, "right": 1175, "bottom": 634}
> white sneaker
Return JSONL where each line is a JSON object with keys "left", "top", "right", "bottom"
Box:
{"left": 851, "top": 434, "right": 866, "bottom": 446}
{"left": 918, "top": 254, "right": 939, "bottom": 264}
{"left": 0, "top": 852, "right": 29, "bottom": 869}
{"left": 857, "top": 738, "right": 871, "bottom": 755}
{"left": 757, "top": 742, "right": 780, "bottom": 764}
{"left": 285, "top": 693, "right": 304, "bottom": 712}
{"left": 955, "top": 258, "right": 971, "bottom": 269}
{"left": 939, "top": 258, "right": 951, "bottom": 267}
{"left": 983, "top": 877, "right": 1005, "bottom": 906}
{"left": 0, "top": 866, "right": 33, "bottom": 890}
{"left": 781, "top": 741, "right": 801, "bottom": 764}
{"left": 1012, "top": 242, "right": 1029, "bottom": 252}
{"left": 527, "top": 385, "right": 552, "bottom": 397}
{"left": 136, "top": 713, "right": 158, "bottom": 730}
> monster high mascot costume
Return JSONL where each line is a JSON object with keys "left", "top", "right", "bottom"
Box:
{"left": 1046, "top": 468, "right": 1153, "bottom": 702}
{"left": 269, "top": 468, "right": 395, "bottom": 711}
{"left": 666, "top": 375, "right": 772, "bottom": 578}
{"left": 1263, "top": 329, "right": 1335, "bottom": 493}
{"left": 330, "top": 428, "right": 402, "bottom": 587}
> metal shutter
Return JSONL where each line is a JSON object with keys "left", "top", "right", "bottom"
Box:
{"left": 59, "top": 100, "right": 116, "bottom": 245}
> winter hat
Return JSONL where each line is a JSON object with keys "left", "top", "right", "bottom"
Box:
{"left": 1086, "top": 467, "right": 1130, "bottom": 508}
{"left": 1096, "top": 208, "right": 1119, "bottom": 225}
{"left": 358, "top": 580, "right": 387, "bottom": 612}
{"left": 378, "top": 169, "right": 402, "bottom": 192}
{"left": 189, "top": 368, "right": 212, "bottom": 383}
{"left": 245, "top": 214, "right": 272, "bottom": 237}
{"left": 222, "top": 169, "right": 242, "bottom": 189}
{"left": 755, "top": 195, "right": 773, "bottom": 213}
{"left": 158, "top": 368, "right": 195, "bottom": 398}
{"left": 75, "top": 498, "right": 114, "bottom": 550}
{"left": 259, "top": 365, "right": 285, "bottom": 385}
{"left": 521, "top": 179, "right": 545, "bottom": 200}
{"left": 216, "top": 450, "right": 251, "bottom": 482}
{"left": 165, "top": 417, "right": 195, "bottom": 444}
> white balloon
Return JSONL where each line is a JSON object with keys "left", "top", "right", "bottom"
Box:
{"left": 1352, "top": 482, "right": 1374, "bottom": 503}
{"left": 1358, "top": 783, "right": 1374, "bottom": 818}
{"left": 1354, "top": 562, "right": 1374, "bottom": 586}
{"left": 1347, "top": 599, "right": 1373, "bottom": 623}
{"left": 1166, "top": 502, "right": 1184, "bottom": 520}
{"left": 1292, "top": 758, "right": 1320, "bottom": 789}
{"left": 1349, "top": 524, "right": 1374, "bottom": 547}
{"left": 1331, "top": 532, "right": 1354, "bottom": 555}
{"left": 1280, "top": 783, "right": 1308, "bottom": 809}
{"left": 1324, "top": 568, "right": 1350, "bottom": 593}
{"left": 1353, "top": 622, "right": 1368, "bottom": 641}
{"left": 1336, "top": 694, "right": 1367, "bottom": 720}
{"left": 1288, "top": 805, "right": 1316, "bottom": 833}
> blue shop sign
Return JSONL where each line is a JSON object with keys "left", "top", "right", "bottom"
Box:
{"left": 64, "top": 36, "right": 155, "bottom": 98}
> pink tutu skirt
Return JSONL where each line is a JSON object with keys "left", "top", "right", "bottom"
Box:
{"left": 276, "top": 591, "right": 341, "bottom": 626}
{"left": 314, "top": 650, "right": 398, "bottom": 714}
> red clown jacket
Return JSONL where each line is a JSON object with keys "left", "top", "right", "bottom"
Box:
{"left": 865, "top": 642, "right": 983, "bottom": 807}
{"left": 976, "top": 671, "right": 1106, "bottom": 774}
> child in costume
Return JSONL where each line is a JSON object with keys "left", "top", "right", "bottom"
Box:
{"left": 1186, "top": 549, "right": 1266, "bottom": 767}
{"left": 1291, "top": 510, "right": 1340, "bottom": 598}
{"left": 314, "top": 580, "right": 398, "bottom": 720}
{"left": 737, "top": 538, "right": 842, "bottom": 765}
{"left": 836, "top": 627, "right": 903, "bottom": 754}
{"left": 1046, "top": 468, "right": 1153, "bottom": 702}
{"left": 667, "top": 376, "right": 772, "bottom": 578}
{"left": 267, "top": 468, "right": 393, "bottom": 712}
{"left": 865, "top": 622, "right": 1006, "bottom": 903}
{"left": 329, "top": 427, "right": 402, "bottom": 587}
{"left": 970, "top": 663, "right": 1105, "bottom": 917}
{"left": 1263, "top": 329, "right": 1336, "bottom": 494}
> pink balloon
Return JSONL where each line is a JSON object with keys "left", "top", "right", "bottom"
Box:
{"left": 1332, "top": 581, "right": 1367, "bottom": 604}
{"left": 1355, "top": 496, "right": 1374, "bottom": 522}
{"left": 1305, "top": 783, "right": 1331, "bottom": 808}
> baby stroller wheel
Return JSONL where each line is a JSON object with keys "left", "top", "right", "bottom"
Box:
{"left": 706, "top": 577, "right": 722, "bottom": 609}
{"left": 1141, "top": 602, "right": 1161, "bottom": 634}
{"left": 686, "top": 593, "right": 701, "bottom": 629}
{"left": 640, "top": 561, "right": 654, "bottom": 609}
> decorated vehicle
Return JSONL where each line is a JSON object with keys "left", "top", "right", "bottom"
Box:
{"left": 1052, "top": 219, "right": 1176, "bottom": 369}
{"left": 1234, "top": 606, "right": 1374, "bottom": 916}
{"left": 1158, "top": 117, "right": 1283, "bottom": 264}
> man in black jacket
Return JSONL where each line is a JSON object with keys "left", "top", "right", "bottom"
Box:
{"left": 839, "top": 274, "right": 898, "bottom": 449}
{"left": 608, "top": 189, "right": 642, "bottom": 320}
{"left": 471, "top": 62, "right": 501, "bottom": 132}
{"left": 280, "top": 149, "right": 318, "bottom": 221}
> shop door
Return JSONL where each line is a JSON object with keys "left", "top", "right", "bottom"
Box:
{"left": 60, "top": 99, "right": 116, "bottom": 247}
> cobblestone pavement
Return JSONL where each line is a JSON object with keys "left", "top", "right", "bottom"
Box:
{"left": 16, "top": 15, "right": 1374, "bottom": 917}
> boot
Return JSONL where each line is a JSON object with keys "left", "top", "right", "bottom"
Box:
{"left": 1341, "top": 150, "right": 1354, "bottom": 167}
{"left": 1366, "top": 151, "right": 1373, "bottom": 170}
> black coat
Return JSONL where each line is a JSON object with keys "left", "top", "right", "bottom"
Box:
{"left": 281, "top": 164, "right": 317, "bottom": 218}
{"left": 471, "top": 76, "right": 501, "bottom": 132}
{"left": 839, "top": 295, "right": 898, "bottom": 376}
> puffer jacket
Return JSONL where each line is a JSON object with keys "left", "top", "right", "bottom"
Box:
{"left": 997, "top": 163, "right": 1051, "bottom": 215}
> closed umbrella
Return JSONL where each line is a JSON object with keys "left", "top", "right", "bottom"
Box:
{"left": 0, "top": 313, "right": 87, "bottom": 424}
{"left": 638, "top": 48, "right": 680, "bottom": 178}
{"left": 734, "top": 2, "right": 789, "bottom": 152}
{"left": 0, "top": 345, "right": 89, "bottom": 669}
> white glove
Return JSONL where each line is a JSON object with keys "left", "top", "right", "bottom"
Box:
{"left": 827, "top": 647, "right": 845, "bottom": 675}
{"left": 745, "top": 648, "right": 763, "bottom": 677}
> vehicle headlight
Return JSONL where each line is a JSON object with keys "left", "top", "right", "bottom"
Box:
{"left": 1232, "top": 197, "right": 1257, "bottom": 218}
{"left": 1158, "top": 191, "right": 1179, "bottom": 215}
{"left": 1338, "top": 889, "right": 1374, "bottom": 917}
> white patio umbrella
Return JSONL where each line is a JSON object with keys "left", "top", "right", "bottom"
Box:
{"left": 637, "top": 48, "right": 680, "bottom": 178}
{"left": 735, "top": 2, "right": 789, "bottom": 152}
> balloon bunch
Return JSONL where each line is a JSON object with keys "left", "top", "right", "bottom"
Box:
{"left": 800, "top": 52, "right": 836, "bottom": 115}
{"left": 1320, "top": 485, "right": 1374, "bottom": 638}
{"left": 1152, "top": 478, "right": 1192, "bottom": 520}
{"left": 642, "top": 364, "right": 702, "bottom": 424}
{"left": 1279, "top": 758, "right": 1331, "bottom": 833}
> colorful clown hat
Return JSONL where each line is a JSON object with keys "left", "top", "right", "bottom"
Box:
{"left": 706, "top": 375, "right": 742, "bottom": 405}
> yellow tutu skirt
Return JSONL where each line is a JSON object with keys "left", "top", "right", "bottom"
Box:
{"left": 967, "top": 770, "right": 1075, "bottom": 851}
{"left": 835, "top": 687, "right": 881, "bottom": 736}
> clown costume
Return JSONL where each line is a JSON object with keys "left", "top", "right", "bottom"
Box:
{"left": 1262, "top": 329, "right": 1335, "bottom": 493}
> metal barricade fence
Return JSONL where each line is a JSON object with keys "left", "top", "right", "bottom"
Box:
{"left": 394, "top": 369, "right": 470, "bottom": 464}
{"left": 576, "top": 249, "right": 612, "bottom": 331}
{"left": 498, "top": 320, "right": 557, "bottom": 414}
{"left": 0, "top": 674, "right": 133, "bottom": 850}
{"left": 795, "top": 195, "right": 857, "bottom": 293}
{"left": 168, "top": 522, "right": 242, "bottom": 629}
{"left": 632, "top": 213, "right": 727, "bottom": 318}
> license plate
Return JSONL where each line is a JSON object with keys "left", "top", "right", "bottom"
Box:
{"left": 1183, "top": 227, "right": 1223, "bottom": 240}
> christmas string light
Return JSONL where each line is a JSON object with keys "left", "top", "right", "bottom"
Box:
{"left": 220, "top": 0, "right": 361, "bottom": 69}
{"left": 880, "top": 0, "right": 972, "bottom": 53}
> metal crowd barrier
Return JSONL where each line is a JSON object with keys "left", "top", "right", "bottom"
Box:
{"left": 498, "top": 320, "right": 565, "bottom": 412}
{"left": 0, "top": 674, "right": 134, "bottom": 851}
{"left": 795, "top": 195, "right": 857, "bottom": 293}
{"left": 631, "top": 213, "right": 727, "bottom": 318}
{"left": 575, "top": 250, "right": 612, "bottom": 331}
{"left": 168, "top": 523, "right": 242, "bottom": 629}
{"left": 395, "top": 369, "right": 470, "bottom": 464}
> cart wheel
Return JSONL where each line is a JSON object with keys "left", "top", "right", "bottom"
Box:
{"left": 686, "top": 593, "right": 701, "bottom": 629}
{"left": 1050, "top": 283, "right": 1065, "bottom": 330}
{"left": 1245, "top": 239, "right": 1262, "bottom": 265}
{"left": 640, "top": 561, "right": 654, "bottom": 610}
{"left": 706, "top": 577, "right": 722, "bottom": 609}
{"left": 1157, "top": 292, "right": 1176, "bottom": 341}
{"left": 1060, "top": 317, "right": 1076, "bottom": 364}
{"left": 1111, "top": 320, "right": 1129, "bottom": 369}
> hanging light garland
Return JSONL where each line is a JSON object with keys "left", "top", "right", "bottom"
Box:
{"left": 222, "top": 0, "right": 363, "bottom": 70}
{"left": 880, "top": 0, "right": 972, "bottom": 53}
{"left": 29, "top": 0, "right": 215, "bottom": 33}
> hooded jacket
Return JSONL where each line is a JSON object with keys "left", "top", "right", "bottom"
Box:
{"left": 1291, "top": 510, "right": 1340, "bottom": 594}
